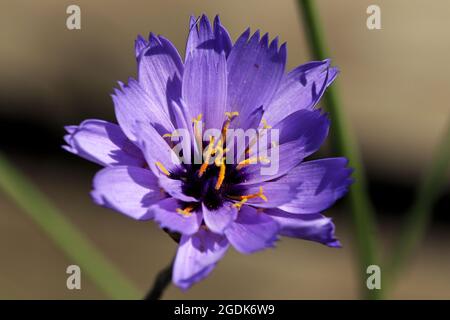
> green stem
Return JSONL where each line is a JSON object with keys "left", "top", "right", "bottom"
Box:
{"left": 0, "top": 153, "right": 140, "bottom": 299}
{"left": 297, "top": 0, "right": 380, "bottom": 299}
{"left": 144, "top": 259, "right": 174, "bottom": 300}
{"left": 385, "top": 119, "right": 450, "bottom": 288}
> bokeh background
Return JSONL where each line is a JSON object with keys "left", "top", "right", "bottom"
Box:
{"left": 0, "top": 0, "right": 449, "bottom": 299}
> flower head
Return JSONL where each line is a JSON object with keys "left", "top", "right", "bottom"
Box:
{"left": 63, "top": 15, "right": 352, "bottom": 290}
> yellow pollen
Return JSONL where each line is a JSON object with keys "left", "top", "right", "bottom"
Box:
{"left": 198, "top": 136, "right": 215, "bottom": 177}
{"left": 245, "top": 120, "right": 272, "bottom": 156}
{"left": 232, "top": 198, "right": 248, "bottom": 210}
{"left": 231, "top": 186, "right": 268, "bottom": 207}
{"left": 155, "top": 161, "right": 170, "bottom": 176}
{"left": 261, "top": 119, "right": 272, "bottom": 129}
{"left": 176, "top": 206, "right": 194, "bottom": 216}
{"left": 192, "top": 114, "right": 203, "bottom": 123}
{"left": 221, "top": 111, "right": 239, "bottom": 140}
{"left": 215, "top": 162, "right": 226, "bottom": 190}
{"left": 162, "top": 133, "right": 172, "bottom": 138}
{"left": 225, "top": 111, "right": 239, "bottom": 120}
{"left": 192, "top": 113, "right": 203, "bottom": 150}
{"left": 236, "top": 156, "right": 270, "bottom": 170}
{"left": 241, "top": 187, "right": 267, "bottom": 201}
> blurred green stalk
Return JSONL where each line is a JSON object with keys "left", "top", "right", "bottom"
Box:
{"left": 297, "top": 0, "right": 380, "bottom": 299}
{"left": 0, "top": 153, "right": 140, "bottom": 299}
{"left": 385, "top": 119, "right": 450, "bottom": 288}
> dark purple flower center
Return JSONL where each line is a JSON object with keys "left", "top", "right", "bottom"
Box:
{"left": 173, "top": 160, "right": 246, "bottom": 211}
{"left": 162, "top": 113, "right": 269, "bottom": 213}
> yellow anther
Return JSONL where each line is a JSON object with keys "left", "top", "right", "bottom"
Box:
{"left": 192, "top": 113, "right": 203, "bottom": 150}
{"left": 232, "top": 198, "right": 248, "bottom": 210}
{"left": 261, "top": 119, "right": 272, "bottom": 129}
{"left": 155, "top": 161, "right": 170, "bottom": 176}
{"left": 198, "top": 136, "right": 215, "bottom": 177}
{"left": 221, "top": 111, "right": 239, "bottom": 141}
{"left": 257, "top": 188, "right": 268, "bottom": 202}
{"left": 230, "top": 186, "right": 268, "bottom": 204}
{"left": 162, "top": 133, "right": 172, "bottom": 138}
{"left": 225, "top": 111, "right": 239, "bottom": 120}
{"left": 215, "top": 161, "right": 226, "bottom": 190}
{"left": 242, "top": 187, "right": 267, "bottom": 201}
{"left": 192, "top": 114, "right": 203, "bottom": 123}
{"left": 243, "top": 120, "right": 272, "bottom": 157}
{"left": 236, "top": 156, "right": 270, "bottom": 170}
{"left": 176, "top": 206, "right": 194, "bottom": 217}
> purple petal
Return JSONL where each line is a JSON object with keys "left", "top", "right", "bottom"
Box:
{"left": 151, "top": 198, "right": 202, "bottom": 235}
{"left": 138, "top": 34, "right": 183, "bottom": 116}
{"left": 231, "top": 182, "right": 295, "bottom": 209}
{"left": 63, "top": 119, "right": 145, "bottom": 167}
{"left": 186, "top": 15, "right": 231, "bottom": 57}
{"left": 264, "top": 59, "right": 338, "bottom": 126}
{"left": 113, "top": 78, "right": 175, "bottom": 143}
{"left": 171, "top": 99, "right": 200, "bottom": 161}
{"left": 212, "top": 15, "right": 232, "bottom": 56}
{"left": 134, "top": 34, "right": 148, "bottom": 59}
{"left": 242, "top": 109, "right": 330, "bottom": 184}
{"left": 91, "top": 166, "right": 163, "bottom": 220}
{"left": 265, "top": 208, "right": 341, "bottom": 247}
{"left": 202, "top": 202, "right": 237, "bottom": 234}
{"left": 134, "top": 122, "right": 182, "bottom": 177}
{"left": 183, "top": 15, "right": 228, "bottom": 129}
{"left": 158, "top": 175, "right": 198, "bottom": 202}
{"left": 227, "top": 30, "right": 286, "bottom": 129}
{"left": 173, "top": 229, "right": 229, "bottom": 290}
{"left": 278, "top": 158, "right": 353, "bottom": 214}
{"left": 224, "top": 206, "right": 279, "bottom": 254}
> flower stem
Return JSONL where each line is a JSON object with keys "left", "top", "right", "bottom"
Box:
{"left": 297, "top": 0, "right": 380, "bottom": 299}
{"left": 0, "top": 152, "right": 140, "bottom": 299}
{"left": 385, "top": 118, "right": 450, "bottom": 288}
{"left": 144, "top": 259, "right": 174, "bottom": 300}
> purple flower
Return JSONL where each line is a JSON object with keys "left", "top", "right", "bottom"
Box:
{"left": 63, "top": 15, "right": 352, "bottom": 290}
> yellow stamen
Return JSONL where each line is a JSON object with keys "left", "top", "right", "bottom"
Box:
{"left": 213, "top": 142, "right": 228, "bottom": 167}
{"left": 244, "top": 119, "right": 272, "bottom": 156}
{"left": 192, "top": 113, "right": 203, "bottom": 150}
{"left": 231, "top": 186, "right": 268, "bottom": 207}
{"left": 215, "top": 162, "right": 226, "bottom": 190}
{"left": 241, "top": 186, "right": 267, "bottom": 201}
{"left": 236, "top": 156, "right": 270, "bottom": 170}
{"left": 192, "top": 114, "right": 203, "bottom": 123}
{"left": 162, "top": 133, "right": 172, "bottom": 138}
{"left": 198, "top": 136, "right": 215, "bottom": 177}
{"left": 176, "top": 206, "right": 194, "bottom": 217}
{"left": 232, "top": 198, "right": 248, "bottom": 210}
{"left": 261, "top": 118, "right": 272, "bottom": 129}
{"left": 155, "top": 161, "right": 170, "bottom": 176}
{"left": 225, "top": 111, "right": 239, "bottom": 120}
{"left": 221, "top": 111, "right": 239, "bottom": 140}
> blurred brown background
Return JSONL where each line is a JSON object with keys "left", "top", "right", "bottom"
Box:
{"left": 0, "top": 0, "right": 449, "bottom": 299}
